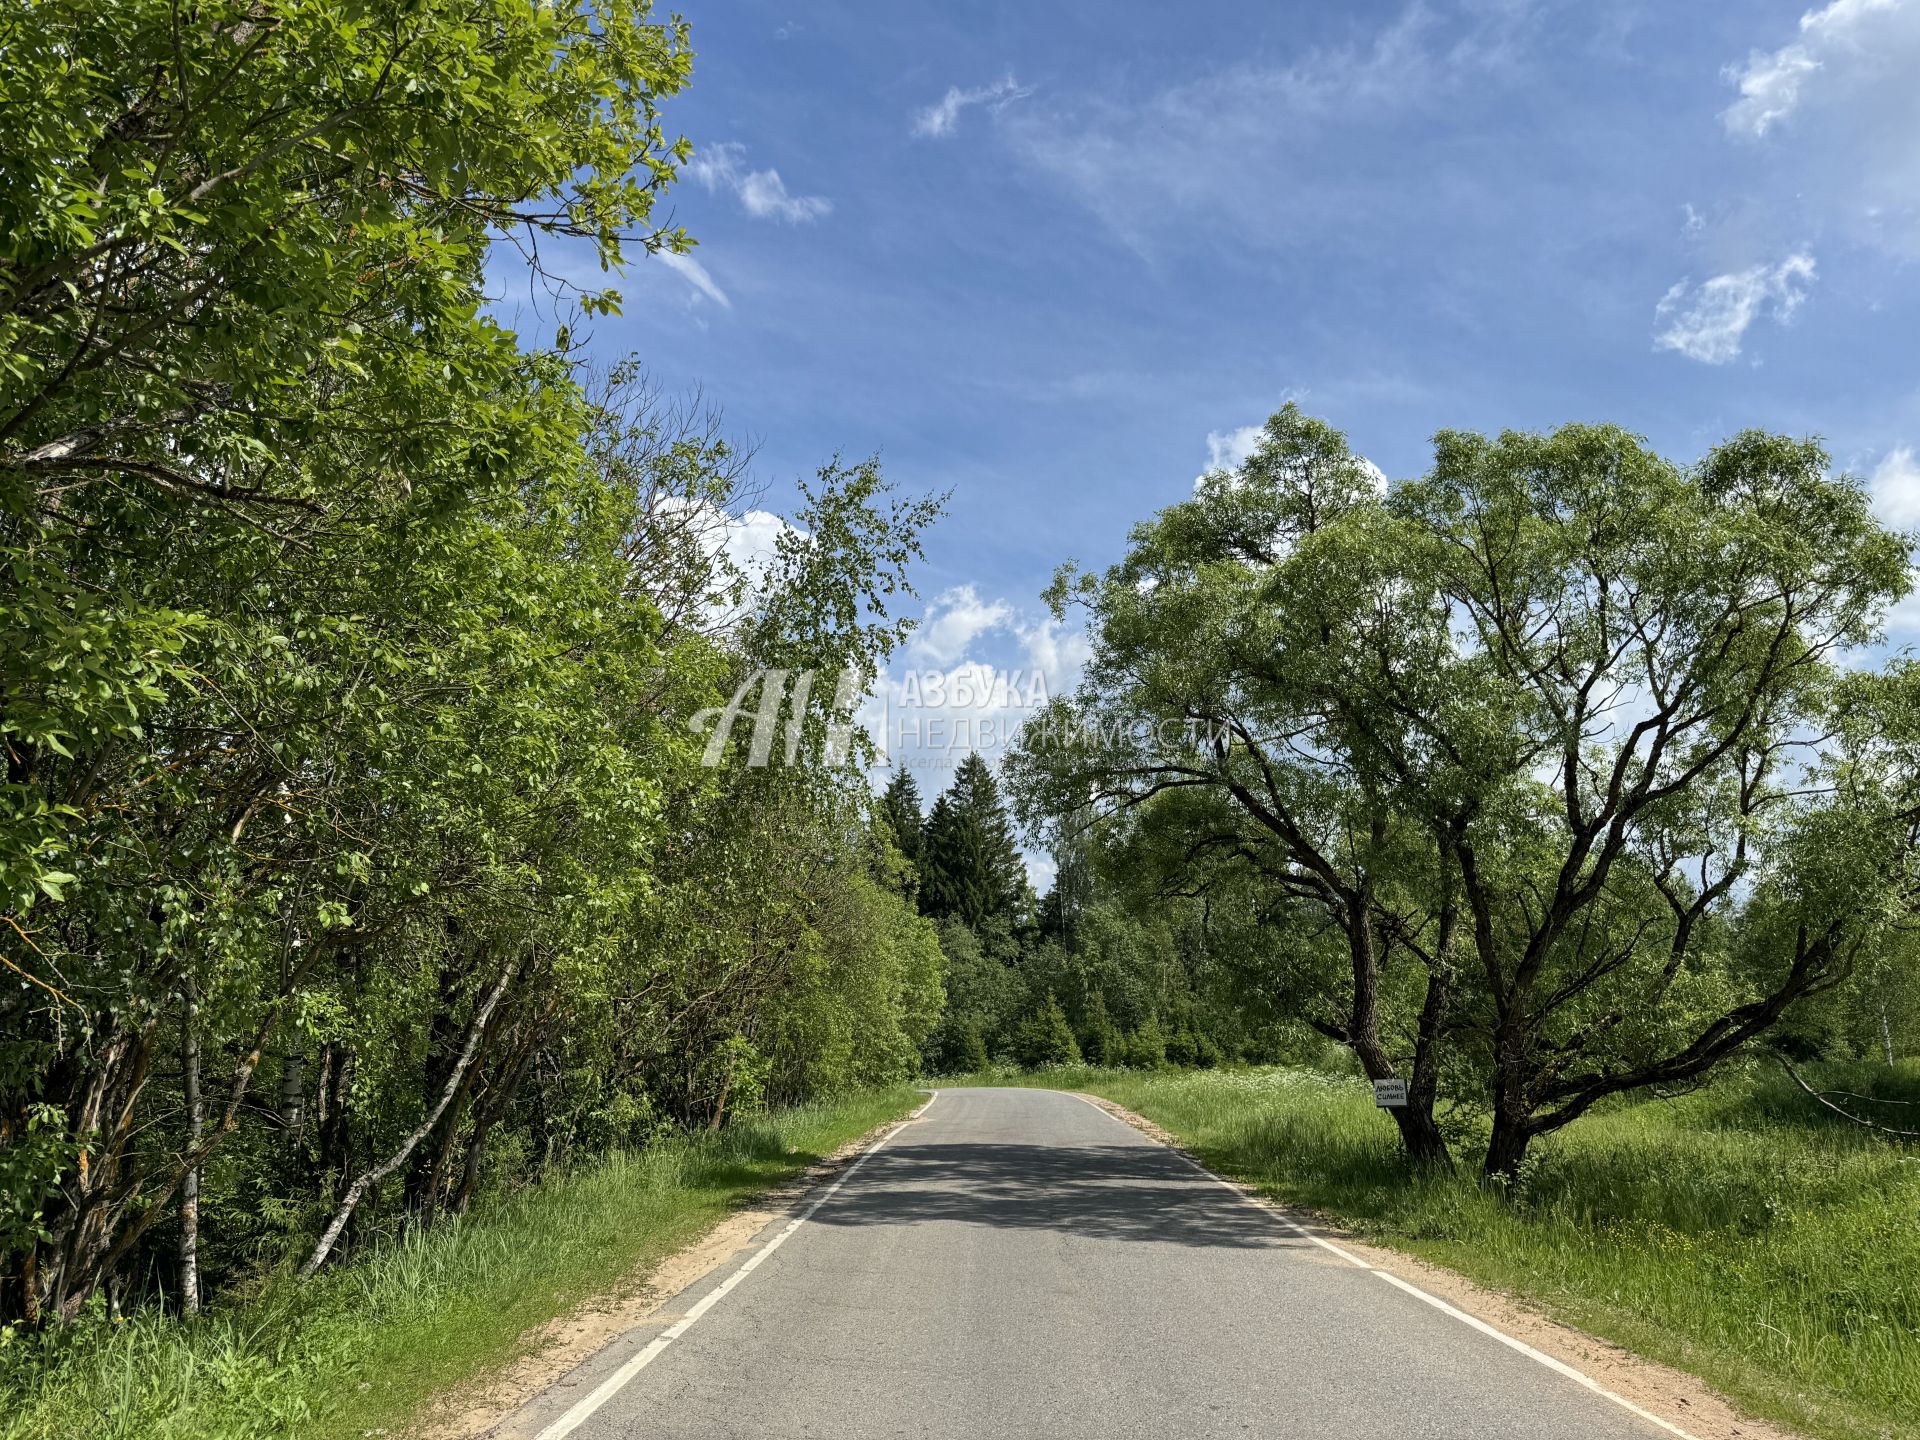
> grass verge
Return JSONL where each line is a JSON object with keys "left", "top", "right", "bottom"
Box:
{"left": 0, "top": 1086, "right": 922, "bottom": 1440}
{"left": 942, "top": 1064, "right": 1919, "bottom": 1440}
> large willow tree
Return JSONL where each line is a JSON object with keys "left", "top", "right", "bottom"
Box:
{"left": 1010, "top": 405, "right": 1920, "bottom": 1175}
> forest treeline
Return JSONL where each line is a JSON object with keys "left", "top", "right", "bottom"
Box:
{"left": 879, "top": 755, "right": 1293, "bottom": 1075}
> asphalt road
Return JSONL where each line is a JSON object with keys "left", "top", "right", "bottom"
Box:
{"left": 503, "top": 1087, "right": 1679, "bottom": 1440}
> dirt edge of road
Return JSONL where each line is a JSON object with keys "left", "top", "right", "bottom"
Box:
{"left": 1073, "top": 1091, "right": 1804, "bottom": 1440}
{"left": 406, "top": 1108, "right": 928, "bottom": 1440}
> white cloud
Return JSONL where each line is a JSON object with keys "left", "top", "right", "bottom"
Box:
{"left": 1206, "top": 424, "right": 1265, "bottom": 474}
{"left": 738, "top": 171, "right": 831, "bottom": 224}
{"left": 1000, "top": 4, "right": 1539, "bottom": 249}
{"left": 867, "top": 590, "right": 1089, "bottom": 812}
{"left": 688, "top": 142, "right": 832, "bottom": 224}
{"left": 912, "top": 76, "right": 1033, "bottom": 139}
{"left": 1722, "top": 0, "right": 1903, "bottom": 139}
{"left": 1718, "top": 1, "right": 1920, "bottom": 254}
{"left": 639, "top": 496, "right": 800, "bottom": 632}
{"left": 1016, "top": 614, "right": 1092, "bottom": 691}
{"left": 861, "top": 659, "right": 1035, "bottom": 793}
{"left": 910, "top": 585, "right": 1014, "bottom": 665}
{"left": 1854, "top": 447, "right": 1920, "bottom": 636}
{"left": 864, "top": 586, "right": 1095, "bottom": 888}
{"left": 1023, "top": 851, "right": 1058, "bottom": 892}
{"left": 656, "top": 250, "right": 730, "bottom": 308}
{"left": 1870, "top": 446, "right": 1920, "bottom": 529}
{"left": 721, "top": 509, "right": 791, "bottom": 589}
{"left": 1652, "top": 253, "right": 1815, "bottom": 364}
{"left": 1722, "top": 39, "right": 1824, "bottom": 140}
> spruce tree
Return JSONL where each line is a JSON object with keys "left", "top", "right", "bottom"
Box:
{"left": 879, "top": 765, "right": 926, "bottom": 867}
{"left": 919, "top": 790, "right": 967, "bottom": 919}
{"left": 1123, "top": 1016, "right": 1167, "bottom": 1069}
{"left": 955, "top": 1019, "right": 990, "bottom": 1073}
{"left": 1012, "top": 995, "right": 1081, "bottom": 1069}
{"left": 921, "top": 753, "right": 1025, "bottom": 927}
{"left": 1080, "top": 991, "right": 1120, "bottom": 1067}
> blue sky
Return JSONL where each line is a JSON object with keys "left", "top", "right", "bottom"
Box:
{"left": 521, "top": 0, "right": 1920, "bottom": 825}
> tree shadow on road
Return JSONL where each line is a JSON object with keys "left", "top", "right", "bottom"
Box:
{"left": 806, "top": 1139, "right": 1309, "bottom": 1250}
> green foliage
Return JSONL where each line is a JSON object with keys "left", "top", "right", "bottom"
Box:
{"left": 0, "top": 2, "right": 945, "bottom": 1327}
{"left": 0, "top": 1088, "right": 920, "bottom": 1440}
{"left": 0, "top": 1106, "right": 71, "bottom": 1259}
{"left": 927, "top": 1017, "right": 990, "bottom": 1075}
{"left": 1164, "top": 1021, "right": 1221, "bottom": 1069}
{"left": 1009, "top": 401, "right": 1920, "bottom": 1174}
{"left": 922, "top": 836, "right": 1248, "bottom": 1074}
{"left": 925, "top": 916, "right": 1022, "bottom": 1066}
{"left": 1010, "top": 995, "right": 1081, "bottom": 1070}
{"left": 2, "top": 0, "right": 693, "bottom": 918}
{"left": 1120, "top": 1016, "right": 1167, "bottom": 1070}
{"left": 879, "top": 766, "right": 926, "bottom": 870}
{"left": 920, "top": 754, "right": 1027, "bottom": 928}
{"left": 1078, "top": 992, "right": 1121, "bottom": 1067}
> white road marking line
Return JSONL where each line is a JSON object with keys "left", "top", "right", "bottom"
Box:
{"left": 1371, "top": 1272, "right": 1695, "bottom": 1438}
{"left": 1195, "top": 1164, "right": 1374, "bottom": 1268}
{"left": 531, "top": 1092, "right": 938, "bottom": 1440}
{"left": 1065, "top": 1090, "right": 1701, "bottom": 1440}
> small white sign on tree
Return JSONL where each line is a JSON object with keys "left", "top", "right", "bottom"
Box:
{"left": 1372, "top": 1078, "right": 1408, "bottom": 1109}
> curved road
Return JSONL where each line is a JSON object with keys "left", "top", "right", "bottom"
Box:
{"left": 500, "top": 1087, "right": 1679, "bottom": 1440}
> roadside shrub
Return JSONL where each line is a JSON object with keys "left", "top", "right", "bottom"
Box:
{"left": 949, "top": 1021, "right": 990, "bottom": 1073}
{"left": 1012, "top": 997, "right": 1081, "bottom": 1069}
{"left": 1079, "top": 994, "right": 1122, "bottom": 1067}
{"left": 1121, "top": 1016, "right": 1167, "bottom": 1069}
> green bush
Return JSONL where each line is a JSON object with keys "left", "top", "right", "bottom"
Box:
{"left": 1011, "top": 996, "right": 1082, "bottom": 1069}
{"left": 1121, "top": 1016, "right": 1167, "bottom": 1069}
{"left": 927, "top": 1018, "right": 990, "bottom": 1074}
{"left": 959, "top": 1022, "right": 991, "bottom": 1073}
{"left": 1078, "top": 993, "right": 1122, "bottom": 1067}
{"left": 1080, "top": 1019, "right": 1121, "bottom": 1067}
{"left": 1164, "top": 1024, "right": 1197, "bottom": 1067}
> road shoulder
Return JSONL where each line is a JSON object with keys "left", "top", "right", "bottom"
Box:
{"left": 1074, "top": 1091, "right": 1802, "bottom": 1440}
{"left": 404, "top": 1106, "right": 928, "bottom": 1440}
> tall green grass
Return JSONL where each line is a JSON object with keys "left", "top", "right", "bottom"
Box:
{"left": 0, "top": 1087, "right": 921, "bottom": 1440}
{"left": 954, "top": 1064, "right": 1919, "bottom": 1440}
